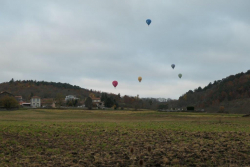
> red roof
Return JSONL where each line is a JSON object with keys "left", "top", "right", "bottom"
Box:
{"left": 91, "top": 98, "right": 100, "bottom": 100}
{"left": 0, "top": 91, "right": 13, "bottom": 94}
{"left": 21, "top": 102, "right": 30, "bottom": 104}
{"left": 31, "top": 96, "right": 40, "bottom": 98}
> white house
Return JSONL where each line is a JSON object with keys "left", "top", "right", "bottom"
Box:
{"left": 31, "top": 96, "right": 41, "bottom": 108}
{"left": 92, "top": 98, "right": 101, "bottom": 103}
{"left": 65, "top": 95, "right": 79, "bottom": 101}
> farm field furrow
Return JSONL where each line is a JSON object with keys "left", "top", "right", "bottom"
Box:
{"left": 0, "top": 109, "right": 250, "bottom": 166}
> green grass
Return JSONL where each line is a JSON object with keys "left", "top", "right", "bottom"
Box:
{"left": 0, "top": 109, "right": 249, "bottom": 133}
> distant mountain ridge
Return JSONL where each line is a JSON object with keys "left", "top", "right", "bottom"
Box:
{"left": 1, "top": 69, "right": 250, "bottom": 113}
{"left": 173, "top": 70, "right": 250, "bottom": 113}
{"left": 0, "top": 79, "right": 162, "bottom": 109}
{"left": 0, "top": 79, "right": 168, "bottom": 102}
{"left": 0, "top": 79, "right": 97, "bottom": 101}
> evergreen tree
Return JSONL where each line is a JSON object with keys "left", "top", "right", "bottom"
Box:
{"left": 9, "top": 78, "right": 14, "bottom": 83}
{"left": 114, "top": 99, "right": 119, "bottom": 109}
{"left": 85, "top": 97, "right": 92, "bottom": 110}
{"left": 104, "top": 97, "right": 114, "bottom": 108}
{"left": 101, "top": 93, "right": 108, "bottom": 102}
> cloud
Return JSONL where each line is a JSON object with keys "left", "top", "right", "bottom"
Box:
{"left": 0, "top": 0, "right": 250, "bottom": 99}
{"left": 71, "top": 77, "right": 206, "bottom": 99}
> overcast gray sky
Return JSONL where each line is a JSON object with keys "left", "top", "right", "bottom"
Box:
{"left": 1, "top": 0, "right": 250, "bottom": 99}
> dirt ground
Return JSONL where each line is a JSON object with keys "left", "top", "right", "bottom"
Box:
{"left": 0, "top": 109, "right": 250, "bottom": 166}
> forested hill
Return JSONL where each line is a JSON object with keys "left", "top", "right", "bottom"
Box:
{"left": 0, "top": 79, "right": 162, "bottom": 109}
{"left": 175, "top": 70, "right": 250, "bottom": 113}
{"left": 0, "top": 79, "right": 101, "bottom": 100}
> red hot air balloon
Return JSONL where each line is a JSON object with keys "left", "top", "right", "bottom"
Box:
{"left": 112, "top": 81, "right": 118, "bottom": 88}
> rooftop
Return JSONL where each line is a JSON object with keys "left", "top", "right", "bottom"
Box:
{"left": 91, "top": 98, "right": 101, "bottom": 100}
{"left": 15, "top": 96, "right": 22, "bottom": 98}
{"left": 31, "top": 96, "right": 40, "bottom": 98}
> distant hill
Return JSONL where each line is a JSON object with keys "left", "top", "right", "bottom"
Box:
{"left": 0, "top": 79, "right": 100, "bottom": 101}
{"left": 0, "top": 79, "right": 161, "bottom": 109}
{"left": 3, "top": 71, "right": 249, "bottom": 113}
{"left": 172, "top": 70, "right": 250, "bottom": 114}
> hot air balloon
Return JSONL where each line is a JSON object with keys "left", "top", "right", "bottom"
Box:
{"left": 171, "top": 64, "right": 175, "bottom": 69}
{"left": 112, "top": 81, "right": 118, "bottom": 88}
{"left": 138, "top": 76, "right": 142, "bottom": 82}
{"left": 146, "top": 19, "right": 151, "bottom": 26}
{"left": 178, "top": 74, "right": 182, "bottom": 79}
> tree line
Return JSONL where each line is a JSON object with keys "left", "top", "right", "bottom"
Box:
{"left": 175, "top": 70, "right": 250, "bottom": 109}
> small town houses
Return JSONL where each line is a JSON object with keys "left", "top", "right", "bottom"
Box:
{"left": 91, "top": 97, "right": 105, "bottom": 109}
{"left": 31, "top": 96, "right": 41, "bottom": 108}
{"left": 41, "top": 98, "right": 56, "bottom": 108}
{"left": 0, "top": 91, "right": 104, "bottom": 109}
{"left": 0, "top": 91, "right": 55, "bottom": 108}
{"left": 65, "top": 95, "right": 79, "bottom": 101}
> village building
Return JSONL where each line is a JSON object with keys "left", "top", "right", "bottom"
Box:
{"left": 22, "top": 102, "right": 31, "bottom": 107}
{"left": 15, "top": 96, "right": 23, "bottom": 105}
{"left": 65, "top": 95, "right": 79, "bottom": 101}
{"left": 0, "top": 91, "right": 14, "bottom": 98}
{"left": 91, "top": 97, "right": 105, "bottom": 109}
{"left": 31, "top": 96, "right": 41, "bottom": 108}
{"left": 41, "top": 98, "right": 56, "bottom": 108}
{"left": 77, "top": 100, "right": 86, "bottom": 108}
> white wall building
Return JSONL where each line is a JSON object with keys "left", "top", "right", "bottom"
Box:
{"left": 31, "top": 96, "right": 41, "bottom": 108}
{"left": 92, "top": 98, "right": 101, "bottom": 103}
{"left": 65, "top": 95, "right": 79, "bottom": 101}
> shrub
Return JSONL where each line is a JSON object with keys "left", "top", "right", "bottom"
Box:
{"left": 219, "top": 106, "right": 225, "bottom": 112}
{"left": 218, "top": 106, "right": 228, "bottom": 113}
{"left": 187, "top": 106, "right": 195, "bottom": 111}
{"left": 158, "top": 104, "right": 168, "bottom": 109}
{"left": 0, "top": 96, "right": 19, "bottom": 109}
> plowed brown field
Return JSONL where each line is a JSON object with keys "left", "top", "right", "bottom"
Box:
{"left": 0, "top": 109, "right": 249, "bottom": 166}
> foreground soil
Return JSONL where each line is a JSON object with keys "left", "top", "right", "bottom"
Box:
{"left": 1, "top": 124, "right": 250, "bottom": 166}
{"left": 0, "top": 110, "right": 250, "bottom": 166}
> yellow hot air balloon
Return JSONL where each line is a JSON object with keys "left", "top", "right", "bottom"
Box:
{"left": 138, "top": 76, "right": 142, "bottom": 82}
